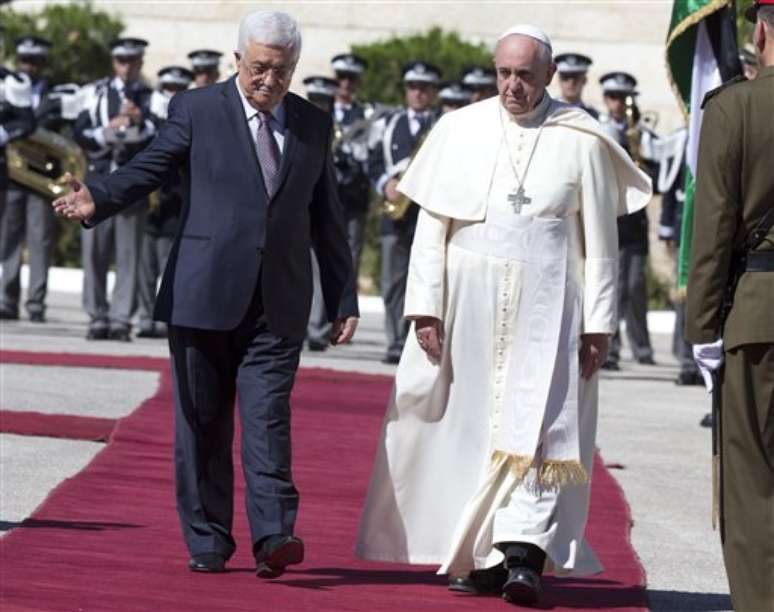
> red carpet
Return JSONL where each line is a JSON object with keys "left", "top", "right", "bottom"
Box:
{"left": 0, "top": 352, "right": 646, "bottom": 611}
{"left": 0, "top": 410, "right": 116, "bottom": 442}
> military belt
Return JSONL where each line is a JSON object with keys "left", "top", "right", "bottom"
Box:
{"left": 746, "top": 251, "right": 774, "bottom": 272}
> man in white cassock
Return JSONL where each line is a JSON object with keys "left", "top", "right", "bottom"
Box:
{"left": 355, "top": 25, "right": 652, "bottom": 607}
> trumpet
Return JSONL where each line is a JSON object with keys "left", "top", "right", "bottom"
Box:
{"left": 6, "top": 127, "right": 86, "bottom": 198}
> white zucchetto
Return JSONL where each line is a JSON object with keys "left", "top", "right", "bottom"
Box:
{"left": 497, "top": 25, "right": 552, "bottom": 52}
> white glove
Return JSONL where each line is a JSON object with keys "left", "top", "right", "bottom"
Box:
{"left": 693, "top": 339, "right": 724, "bottom": 393}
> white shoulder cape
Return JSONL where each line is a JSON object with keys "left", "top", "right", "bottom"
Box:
{"left": 398, "top": 96, "right": 652, "bottom": 221}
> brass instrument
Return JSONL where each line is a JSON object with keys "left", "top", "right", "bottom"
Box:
{"left": 381, "top": 131, "right": 428, "bottom": 221}
{"left": 624, "top": 95, "right": 643, "bottom": 168}
{"left": 7, "top": 127, "right": 86, "bottom": 198}
{"left": 382, "top": 181, "right": 413, "bottom": 221}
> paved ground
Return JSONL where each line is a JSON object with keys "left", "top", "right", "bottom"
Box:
{"left": 0, "top": 290, "right": 731, "bottom": 610}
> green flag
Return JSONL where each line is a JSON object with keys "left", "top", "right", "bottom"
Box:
{"left": 665, "top": 0, "right": 741, "bottom": 289}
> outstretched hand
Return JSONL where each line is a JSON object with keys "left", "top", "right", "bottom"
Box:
{"left": 52, "top": 173, "right": 96, "bottom": 222}
{"left": 579, "top": 333, "right": 610, "bottom": 380}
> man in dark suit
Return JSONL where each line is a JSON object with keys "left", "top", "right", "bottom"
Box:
{"left": 54, "top": 10, "right": 359, "bottom": 578}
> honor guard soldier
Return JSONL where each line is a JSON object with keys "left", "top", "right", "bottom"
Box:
{"left": 136, "top": 66, "right": 193, "bottom": 339}
{"left": 331, "top": 53, "right": 372, "bottom": 284}
{"left": 438, "top": 80, "right": 473, "bottom": 114}
{"left": 554, "top": 52, "right": 599, "bottom": 119}
{"left": 598, "top": 71, "right": 656, "bottom": 369}
{"left": 1, "top": 31, "right": 36, "bottom": 217}
{"left": 1, "top": 35, "right": 54, "bottom": 322}
{"left": 369, "top": 60, "right": 441, "bottom": 363}
{"left": 461, "top": 65, "right": 497, "bottom": 102}
{"left": 188, "top": 49, "right": 222, "bottom": 88}
{"left": 302, "top": 74, "right": 339, "bottom": 350}
{"left": 303, "top": 75, "right": 337, "bottom": 113}
{"left": 73, "top": 37, "right": 155, "bottom": 341}
{"left": 686, "top": 2, "right": 774, "bottom": 608}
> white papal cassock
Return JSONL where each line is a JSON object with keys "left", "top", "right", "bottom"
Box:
{"left": 355, "top": 94, "right": 652, "bottom": 578}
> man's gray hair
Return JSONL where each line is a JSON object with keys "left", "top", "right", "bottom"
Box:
{"left": 237, "top": 10, "right": 302, "bottom": 62}
{"left": 759, "top": 5, "right": 774, "bottom": 31}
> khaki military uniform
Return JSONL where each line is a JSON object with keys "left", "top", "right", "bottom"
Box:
{"left": 686, "top": 65, "right": 774, "bottom": 612}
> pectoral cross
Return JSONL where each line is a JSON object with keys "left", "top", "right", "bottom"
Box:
{"left": 508, "top": 186, "right": 532, "bottom": 214}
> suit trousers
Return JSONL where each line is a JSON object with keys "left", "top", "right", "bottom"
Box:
{"left": 168, "top": 290, "right": 303, "bottom": 559}
{"left": 136, "top": 233, "right": 173, "bottom": 333}
{"left": 610, "top": 247, "right": 653, "bottom": 362}
{"left": 380, "top": 228, "right": 413, "bottom": 359}
{"left": 306, "top": 249, "right": 331, "bottom": 346}
{"left": 81, "top": 202, "right": 145, "bottom": 332}
{"left": 0, "top": 185, "right": 54, "bottom": 316}
{"left": 721, "top": 344, "right": 774, "bottom": 612}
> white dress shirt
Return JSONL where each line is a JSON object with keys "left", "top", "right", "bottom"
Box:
{"left": 407, "top": 108, "right": 432, "bottom": 137}
{"left": 236, "top": 79, "right": 286, "bottom": 154}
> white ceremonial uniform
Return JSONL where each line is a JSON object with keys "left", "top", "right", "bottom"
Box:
{"left": 356, "top": 94, "right": 651, "bottom": 578}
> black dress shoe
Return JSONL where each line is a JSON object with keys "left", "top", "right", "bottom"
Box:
{"left": 254, "top": 535, "right": 304, "bottom": 579}
{"left": 0, "top": 310, "right": 19, "bottom": 321}
{"left": 381, "top": 354, "right": 401, "bottom": 365}
{"left": 700, "top": 412, "right": 714, "bottom": 428}
{"left": 448, "top": 565, "right": 508, "bottom": 594}
{"left": 600, "top": 359, "right": 620, "bottom": 371}
{"left": 502, "top": 566, "right": 542, "bottom": 607}
{"left": 637, "top": 355, "right": 656, "bottom": 365}
{"left": 188, "top": 552, "right": 226, "bottom": 573}
{"left": 28, "top": 312, "right": 45, "bottom": 323}
{"left": 86, "top": 328, "right": 109, "bottom": 340}
{"left": 307, "top": 340, "right": 328, "bottom": 352}
{"left": 108, "top": 328, "right": 132, "bottom": 342}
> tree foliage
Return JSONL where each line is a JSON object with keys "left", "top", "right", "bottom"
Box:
{"left": 352, "top": 27, "right": 493, "bottom": 106}
{"left": 736, "top": 0, "right": 756, "bottom": 44}
{"left": 1, "top": 1, "right": 123, "bottom": 86}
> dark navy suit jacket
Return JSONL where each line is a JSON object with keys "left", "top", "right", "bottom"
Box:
{"left": 87, "top": 76, "right": 358, "bottom": 339}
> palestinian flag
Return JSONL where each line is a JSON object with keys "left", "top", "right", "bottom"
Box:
{"left": 665, "top": 0, "right": 742, "bottom": 289}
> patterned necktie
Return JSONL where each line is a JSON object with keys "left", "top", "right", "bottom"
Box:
{"left": 256, "top": 111, "right": 281, "bottom": 196}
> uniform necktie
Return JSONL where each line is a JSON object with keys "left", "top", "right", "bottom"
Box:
{"left": 416, "top": 113, "right": 431, "bottom": 134}
{"left": 256, "top": 111, "right": 281, "bottom": 196}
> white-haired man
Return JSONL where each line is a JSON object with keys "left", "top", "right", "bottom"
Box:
{"left": 356, "top": 26, "right": 651, "bottom": 607}
{"left": 54, "top": 11, "right": 358, "bottom": 577}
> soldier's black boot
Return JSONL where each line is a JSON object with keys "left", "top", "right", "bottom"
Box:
{"left": 498, "top": 542, "right": 546, "bottom": 607}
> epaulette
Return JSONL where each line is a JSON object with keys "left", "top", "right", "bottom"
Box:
{"left": 701, "top": 75, "right": 747, "bottom": 109}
